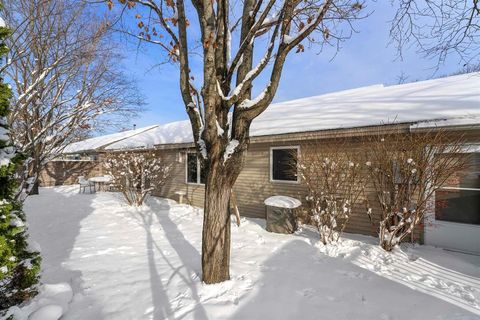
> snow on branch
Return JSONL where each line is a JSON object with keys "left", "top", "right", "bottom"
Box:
{"left": 227, "top": 0, "right": 279, "bottom": 77}
{"left": 283, "top": 2, "right": 327, "bottom": 46}
{"left": 219, "top": 47, "right": 273, "bottom": 104}
{"left": 223, "top": 139, "right": 239, "bottom": 164}
{"left": 104, "top": 151, "right": 172, "bottom": 206}
{"left": 238, "top": 82, "right": 271, "bottom": 109}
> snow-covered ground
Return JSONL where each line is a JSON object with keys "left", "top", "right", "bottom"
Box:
{"left": 8, "top": 186, "right": 480, "bottom": 319}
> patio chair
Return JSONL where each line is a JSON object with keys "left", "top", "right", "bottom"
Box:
{"left": 78, "top": 176, "right": 95, "bottom": 194}
{"left": 103, "top": 175, "right": 115, "bottom": 191}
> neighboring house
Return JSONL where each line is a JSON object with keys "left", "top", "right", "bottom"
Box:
{"left": 52, "top": 72, "right": 480, "bottom": 254}
{"left": 41, "top": 125, "right": 159, "bottom": 186}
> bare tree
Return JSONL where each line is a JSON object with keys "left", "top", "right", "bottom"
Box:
{"left": 299, "top": 138, "right": 366, "bottom": 245}
{"left": 108, "top": 0, "right": 365, "bottom": 283}
{"left": 364, "top": 129, "right": 468, "bottom": 251}
{"left": 104, "top": 151, "right": 172, "bottom": 206}
{"left": 391, "top": 0, "right": 480, "bottom": 66}
{"left": 0, "top": 0, "right": 143, "bottom": 196}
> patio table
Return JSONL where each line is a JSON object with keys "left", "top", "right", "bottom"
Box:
{"left": 88, "top": 176, "right": 112, "bottom": 192}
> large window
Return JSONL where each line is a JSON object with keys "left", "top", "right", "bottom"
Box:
{"left": 435, "top": 153, "right": 480, "bottom": 225}
{"left": 186, "top": 153, "right": 206, "bottom": 184}
{"left": 270, "top": 146, "right": 299, "bottom": 182}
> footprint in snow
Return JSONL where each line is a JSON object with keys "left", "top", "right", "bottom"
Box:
{"left": 414, "top": 275, "right": 478, "bottom": 305}
{"left": 143, "top": 306, "right": 154, "bottom": 315}
{"left": 407, "top": 252, "right": 419, "bottom": 262}
{"left": 232, "top": 243, "right": 245, "bottom": 250}
{"left": 255, "top": 237, "right": 265, "bottom": 245}
{"left": 379, "top": 313, "right": 393, "bottom": 320}
{"left": 336, "top": 270, "right": 365, "bottom": 279}
{"left": 460, "top": 291, "right": 477, "bottom": 304}
{"left": 296, "top": 288, "right": 316, "bottom": 298}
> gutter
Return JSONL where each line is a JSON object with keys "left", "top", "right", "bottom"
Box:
{"left": 410, "top": 117, "right": 480, "bottom": 132}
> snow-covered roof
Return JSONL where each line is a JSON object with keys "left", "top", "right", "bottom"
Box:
{"left": 251, "top": 72, "right": 480, "bottom": 136}
{"left": 63, "top": 125, "right": 158, "bottom": 154}
{"left": 68, "top": 72, "right": 480, "bottom": 153}
{"left": 105, "top": 121, "right": 193, "bottom": 150}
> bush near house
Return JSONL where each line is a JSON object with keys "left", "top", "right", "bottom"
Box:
{"left": 104, "top": 151, "right": 172, "bottom": 206}
{"left": 298, "top": 129, "right": 469, "bottom": 252}
{"left": 299, "top": 139, "right": 367, "bottom": 244}
{"left": 364, "top": 129, "right": 469, "bottom": 251}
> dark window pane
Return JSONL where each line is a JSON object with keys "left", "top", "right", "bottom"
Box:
{"left": 435, "top": 152, "right": 480, "bottom": 225}
{"left": 187, "top": 153, "right": 198, "bottom": 183}
{"left": 435, "top": 189, "right": 480, "bottom": 225}
{"left": 272, "top": 148, "right": 298, "bottom": 181}
{"left": 442, "top": 153, "right": 480, "bottom": 189}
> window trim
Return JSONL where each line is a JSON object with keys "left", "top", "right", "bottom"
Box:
{"left": 185, "top": 151, "right": 205, "bottom": 185}
{"left": 269, "top": 146, "right": 300, "bottom": 184}
{"left": 434, "top": 188, "right": 480, "bottom": 226}
{"left": 433, "top": 150, "right": 480, "bottom": 226}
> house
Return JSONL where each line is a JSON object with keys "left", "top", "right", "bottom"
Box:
{"left": 49, "top": 72, "right": 480, "bottom": 254}
{"left": 40, "top": 125, "right": 159, "bottom": 186}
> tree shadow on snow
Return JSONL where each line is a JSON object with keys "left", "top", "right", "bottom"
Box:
{"left": 135, "top": 206, "right": 177, "bottom": 320}
{"left": 132, "top": 198, "right": 208, "bottom": 320}
{"left": 24, "top": 185, "right": 104, "bottom": 317}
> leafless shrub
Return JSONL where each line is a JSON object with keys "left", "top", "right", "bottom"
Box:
{"left": 104, "top": 151, "right": 171, "bottom": 206}
{"left": 364, "top": 129, "right": 469, "bottom": 251}
{"left": 299, "top": 138, "right": 367, "bottom": 244}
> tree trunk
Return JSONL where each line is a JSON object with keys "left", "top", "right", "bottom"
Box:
{"left": 29, "top": 180, "right": 39, "bottom": 195}
{"left": 201, "top": 167, "right": 234, "bottom": 284}
{"left": 28, "top": 155, "right": 40, "bottom": 195}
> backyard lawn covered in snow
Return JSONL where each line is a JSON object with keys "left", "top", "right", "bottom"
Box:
{"left": 13, "top": 186, "right": 480, "bottom": 319}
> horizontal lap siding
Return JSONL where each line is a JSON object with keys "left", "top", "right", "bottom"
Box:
{"left": 46, "top": 128, "right": 478, "bottom": 242}
{"left": 233, "top": 142, "right": 380, "bottom": 238}
{"left": 149, "top": 144, "right": 308, "bottom": 221}
{"left": 39, "top": 160, "right": 103, "bottom": 186}
{"left": 149, "top": 141, "right": 418, "bottom": 240}
{"left": 150, "top": 149, "right": 206, "bottom": 207}
{"left": 234, "top": 142, "right": 306, "bottom": 219}
{"left": 234, "top": 140, "right": 424, "bottom": 241}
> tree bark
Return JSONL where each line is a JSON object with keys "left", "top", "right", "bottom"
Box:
{"left": 28, "top": 155, "right": 40, "bottom": 195}
{"left": 29, "top": 180, "right": 39, "bottom": 195}
{"left": 202, "top": 170, "right": 233, "bottom": 284}
{"left": 200, "top": 140, "right": 247, "bottom": 284}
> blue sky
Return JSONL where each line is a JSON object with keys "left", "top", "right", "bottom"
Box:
{"left": 119, "top": 1, "right": 463, "bottom": 130}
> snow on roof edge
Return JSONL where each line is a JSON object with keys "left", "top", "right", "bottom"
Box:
{"left": 62, "top": 125, "right": 159, "bottom": 154}
{"left": 66, "top": 72, "right": 480, "bottom": 153}
{"left": 410, "top": 115, "right": 480, "bottom": 130}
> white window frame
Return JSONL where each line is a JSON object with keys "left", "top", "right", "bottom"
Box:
{"left": 185, "top": 151, "right": 204, "bottom": 185}
{"left": 434, "top": 149, "right": 480, "bottom": 226}
{"left": 270, "top": 146, "right": 300, "bottom": 184}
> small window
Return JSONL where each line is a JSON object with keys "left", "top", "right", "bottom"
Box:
{"left": 186, "top": 152, "right": 205, "bottom": 184}
{"left": 271, "top": 147, "right": 299, "bottom": 182}
{"left": 435, "top": 153, "right": 480, "bottom": 225}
